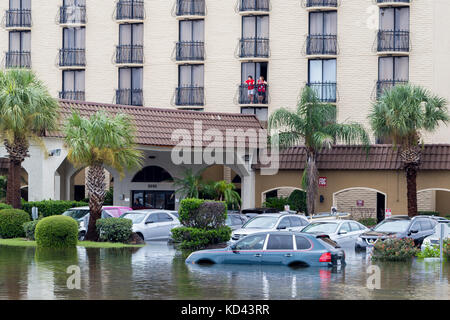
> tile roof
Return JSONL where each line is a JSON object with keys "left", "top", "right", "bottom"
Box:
{"left": 48, "top": 100, "right": 263, "bottom": 148}
{"left": 253, "top": 144, "right": 450, "bottom": 171}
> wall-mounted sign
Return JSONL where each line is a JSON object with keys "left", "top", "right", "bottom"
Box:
{"left": 318, "top": 177, "right": 327, "bottom": 187}
{"left": 356, "top": 200, "right": 364, "bottom": 207}
{"left": 147, "top": 184, "right": 157, "bottom": 189}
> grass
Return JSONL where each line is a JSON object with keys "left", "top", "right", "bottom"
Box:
{"left": 0, "top": 238, "right": 145, "bottom": 248}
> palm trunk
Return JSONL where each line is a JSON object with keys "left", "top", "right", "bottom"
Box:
{"left": 4, "top": 138, "right": 29, "bottom": 209}
{"left": 85, "top": 164, "right": 106, "bottom": 242}
{"left": 305, "top": 152, "right": 318, "bottom": 215}
{"left": 405, "top": 164, "right": 418, "bottom": 217}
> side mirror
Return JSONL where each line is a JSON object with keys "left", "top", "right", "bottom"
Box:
{"left": 145, "top": 221, "right": 154, "bottom": 224}
{"left": 339, "top": 230, "right": 348, "bottom": 235}
{"left": 277, "top": 225, "right": 287, "bottom": 230}
{"left": 410, "top": 229, "right": 419, "bottom": 234}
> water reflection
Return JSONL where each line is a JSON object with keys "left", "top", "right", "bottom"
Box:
{"left": 0, "top": 243, "right": 448, "bottom": 300}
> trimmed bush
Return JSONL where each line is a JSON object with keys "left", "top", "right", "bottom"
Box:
{"left": 288, "top": 190, "right": 307, "bottom": 213}
{"left": 418, "top": 211, "right": 440, "bottom": 216}
{"left": 179, "top": 198, "right": 227, "bottom": 229}
{"left": 0, "top": 203, "right": 13, "bottom": 210}
{"left": 23, "top": 220, "right": 39, "bottom": 240}
{"left": 263, "top": 197, "right": 289, "bottom": 211}
{"left": 171, "top": 226, "right": 232, "bottom": 250}
{"left": 0, "top": 209, "right": 30, "bottom": 238}
{"left": 96, "top": 218, "right": 132, "bottom": 243}
{"left": 22, "top": 200, "right": 88, "bottom": 218}
{"left": 371, "top": 237, "right": 419, "bottom": 261}
{"left": 35, "top": 215, "right": 79, "bottom": 248}
{"left": 358, "top": 218, "right": 378, "bottom": 227}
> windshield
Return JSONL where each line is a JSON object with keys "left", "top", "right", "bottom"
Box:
{"left": 374, "top": 220, "right": 411, "bottom": 233}
{"left": 121, "top": 213, "right": 146, "bottom": 224}
{"left": 302, "top": 222, "right": 338, "bottom": 233}
{"left": 242, "top": 216, "right": 278, "bottom": 229}
{"left": 62, "top": 209, "right": 88, "bottom": 220}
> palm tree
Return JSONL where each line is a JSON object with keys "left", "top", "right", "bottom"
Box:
{"left": 213, "top": 180, "right": 241, "bottom": 210}
{"left": 369, "top": 84, "right": 449, "bottom": 217}
{"left": 0, "top": 69, "right": 60, "bottom": 208}
{"left": 64, "top": 111, "right": 144, "bottom": 241}
{"left": 269, "top": 86, "right": 370, "bottom": 215}
{"left": 173, "top": 168, "right": 204, "bottom": 199}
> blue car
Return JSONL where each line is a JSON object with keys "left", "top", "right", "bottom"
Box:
{"left": 185, "top": 231, "right": 345, "bottom": 268}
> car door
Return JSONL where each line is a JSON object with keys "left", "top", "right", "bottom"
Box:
{"left": 156, "top": 212, "right": 177, "bottom": 239}
{"left": 334, "top": 222, "right": 352, "bottom": 246}
{"left": 142, "top": 213, "right": 162, "bottom": 240}
{"left": 262, "top": 234, "right": 295, "bottom": 266}
{"left": 408, "top": 220, "right": 424, "bottom": 245}
{"left": 418, "top": 220, "right": 435, "bottom": 244}
{"left": 224, "top": 233, "right": 267, "bottom": 264}
{"left": 349, "top": 222, "right": 365, "bottom": 240}
{"left": 288, "top": 216, "right": 305, "bottom": 232}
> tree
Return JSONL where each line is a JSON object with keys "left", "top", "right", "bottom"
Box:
{"left": 213, "top": 180, "right": 241, "bottom": 210}
{"left": 269, "top": 86, "right": 370, "bottom": 215}
{"left": 0, "top": 69, "right": 60, "bottom": 208}
{"left": 173, "top": 168, "right": 204, "bottom": 199}
{"left": 64, "top": 111, "right": 143, "bottom": 241}
{"left": 369, "top": 84, "right": 449, "bottom": 217}
{"left": 0, "top": 175, "right": 6, "bottom": 201}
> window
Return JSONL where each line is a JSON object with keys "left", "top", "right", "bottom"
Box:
{"left": 61, "top": 0, "right": 86, "bottom": 24}
{"left": 240, "top": 15, "right": 269, "bottom": 58}
{"left": 241, "top": 107, "right": 268, "bottom": 122}
{"left": 231, "top": 215, "right": 243, "bottom": 225}
{"left": 350, "top": 222, "right": 364, "bottom": 231}
{"left": 235, "top": 234, "right": 266, "bottom": 250}
{"left": 295, "top": 236, "right": 312, "bottom": 250}
{"left": 180, "top": 19, "right": 204, "bottom": 42}
{"left": 380, "top": 7, "right": 409, "bottom": 31}
{"left": 308, "top": 59, "right": 336, "bottom": 102}
{"left": 62, "top": 70, "right": 85, "bottom": 99}
{"left": 419, "top": 220, "right": 433, "bottom": 231}
{"left": 266, "top": 234, "right": 293, "bottom": 250}
{"left": 176, "top": 64, "right": 204, "bottom": 106}
{"left": 63, "top": 27, "right": 85, "bottom": 49}
{"left": 132, "top": 166, "right": 173, "bottom": 183}
{"left": 119, "top": 23, "right": 143, "bottom": 46}
{"left": 7, "top": 0, "right": 31, "bottom": 28}
{"left": 157, "top": 213, "right": 173, "bottom": 221}
{"left": 307, "top": 11, "right": 337, "bottom": 55}
{"left": 146, "top": 213, "right": 158, "bottom": 223}
{"left": 410, "top": 221, "right": 421, "bottom": 232}
{"left": 339, "top": 222, "right": 351, "bottom": 233}
{"left": 288, "top": 216, "right": 303, "bottom": 228}
{"left": 9, "top": 30, "right": 30, "bottom": 52}
{"left": 241, "top": 62, "right": 268, "bottom": 83}
{"left": 377, "top": 56, "right": 408, "bottom": 96}
{"left": 10, "top": 0, "right": 31, "bottom": 10}
{"left": 277, "top": 217, "right": 291, "bottom": 229}
{"left": 118, "top": 67, "right": 143, "bottom": 106}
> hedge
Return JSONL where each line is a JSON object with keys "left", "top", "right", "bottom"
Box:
{"left": 35, "top": 215, "right": 79, "bottom": 248}
{"left": 179, "top": 198, "right": 227, "bottom": 229}
{"left": 371, "top": 238, "right": 418, "bottom": 262}
{"left": 22, "top": 200, "right": 88, "bottom": 218}
{"left": 23, "top": 220, "right": 39, "bottom": 240}
{"left": 96, "top": 218, "right": 132, "bottom": 243}
{"left": 0, "top": 209, "right": 30, "bottom": 238}
{"left": 171, "top": 226, "right": 232, "bottom": 250}
{"left": 418, "top": 211, "right": 440, "bottom": 216}
{"left": 0, "top": 203, "right": 13, "bottom": 211}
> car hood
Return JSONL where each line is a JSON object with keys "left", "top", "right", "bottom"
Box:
{"left": 360, "top": 230, "right": 400, "bottom": 238}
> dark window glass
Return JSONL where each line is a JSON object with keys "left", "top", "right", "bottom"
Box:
{"left": 132, "top": 166, "right": 173, "bottom": 183}
{"left": 157, "top": 213, "right": 173, "bottom": 221}
{"left": 277, "top": 217, "right": 291, "bottom": 229}
{"left": 146, "top": 213, "right": 158, "bottom": 223}
{"left": 295, "top": 236, "right": 312, "bottom": 250}
{"left": 266, "top": 234, "right": 293, "bottom": 250}
{"left": 289, "top": 217, "right": 302, "bottom": 227}
{"left": 410, "top": 221, "right": 421, "bottom": 232}
{"left": 419, "top": 220, "right": 433, "bottom": 231}
{"left": 235, "top": 234, "right": 266, "bottom": 250}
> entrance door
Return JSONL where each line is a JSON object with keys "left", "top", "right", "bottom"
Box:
{"left": 131, "top": 190, "right": 175, "bottom": 210}
{"left": 376, "top": 193, "right": 385, "bottom": 223}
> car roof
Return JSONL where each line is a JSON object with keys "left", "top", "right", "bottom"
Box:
{"left": 124, "top": 209, "right": 175, "bottom": 214}
{"left": 68, "top": 206, "right": 131, "bottom": 211}
{"left": 257, "top": 213, "right": 305, "bottom": 218}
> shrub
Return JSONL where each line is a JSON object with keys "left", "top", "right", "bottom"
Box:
{"left": 96, "top": 218, "right": 132, "bottom": 243}
{"left": 0, "top": 203, "right": 12, "bottom": 210}
{"left": 22, "top": 200, "right": 88, "bottom": 218}
{"left": 445, "top": 239, "right": 450, "bottom": 258}
{"left": 179, "top": 199, "right": 227, "bottom": 229}
{"left": 358, "top": 218, "right": 378, "bottom": 227}
{"left": 171, "top": 226, "right": 232, "bottom": 250}
{"left": 23, "top": 220, "right": 39, "bottom": 240}
{"left": 418, "top": 211, "right": 440, "bottom": 216}
{"left": 416, "top": 245, "right": 441, "bottom": 259}
{"left": 0, "top": 209, "right": 30, "bottom": 238}
{"left": 263, "top": 197, "right": 289, "bottom": 211}
{"left": 288, "top": 190, "right": 307, "bottom": 213}
{"left": 35, "top": 215, "right": 79, "bottom": 248}
{"left": 371, "top": 237, "right": 419, "bottom": 261}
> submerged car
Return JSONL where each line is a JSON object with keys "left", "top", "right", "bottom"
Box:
{"left": 302, "top": 220, "right": 369, "bottom": 247}
{"left": 355, "top": 215, "right": 438, "bottom": 251}
{"left": 121, "top": 209, "right": 180, "bottom": 241}
{"left": 186, "top": 231, "right": 345, "bottom": 267}
{"left": 421, "top": 220, "right": 450, "bottom": 250}
{"left": 231, "top": 213, "right": 310, "bottom": 241}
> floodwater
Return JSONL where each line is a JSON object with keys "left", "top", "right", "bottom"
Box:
{"left": 0, "top": 242, "right": 448, "bottom": 300}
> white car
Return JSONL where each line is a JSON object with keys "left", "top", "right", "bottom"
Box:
{"left": 231, "top": 213, "right": 310, "bottom": 242}
{"left": 121, "top": 209, "right": 180, "bottom": 241}
{"left": 301, "top": 219, "right": 369, "bottom": 247}
{"left": 421, "top": 221, "right": 450, "bottom": 251}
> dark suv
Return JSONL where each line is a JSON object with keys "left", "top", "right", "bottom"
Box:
{"left": 355, "top": 215, "right": 438, "bottom": 251}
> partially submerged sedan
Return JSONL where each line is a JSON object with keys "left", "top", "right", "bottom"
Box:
{"left": 302, "top": 220, "right": 369, "bottom": 247}
{"left": 186, "top": 231, "right": 345, "bottom": 268}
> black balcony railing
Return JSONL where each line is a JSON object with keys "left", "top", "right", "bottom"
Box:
{"left": 377, "top": 30, "right": 409, "bottom": 52}
{"left": 59, "top": 90, "right": 85, "bottom": 101}
{"left": 306, "top": 35, "right": 337, "bottom": 55}
{"left": 239, "top": 83, "right": 269, "bottom": 105}
{"left": 307, "top": 82, "right": 336, "bottom": 102}
{"left": 59, "top": 5, "right": 86, "bottom": 24}
{"left": 175, "top": 86, "right": 204, "bottom": 106}
{"left": 304, "top": 0, "right": 338, "bottom": 7}
{"left": 5, "top": 9, "right": 32, "bottom": 28}
{"left": 115, "top": 45, "right": 144, "bottom": 64}
{"left": 376, "top": 79, "right": 408, "bottom": 97}
{"left": 116, "top": 0, "right": 144, "bottom": 20}
{"left": 176, "top": 41, "right": 205, "bottom": 61}
{"left": 176, "top": 0, "right": 205, "bottom": 16}
{"left": 239, "top": 0, "right": 270, "bottom": 12}
{"left": 239, "top": 38, "right": 270, "bottom": 58}
{"left": 5, "top": 51, "right": 31, "bottom": 68}
{"left": 116, "top": 89, "right": 143, "bottom": 106}
{"left": 376, "top": 0, "right": 410, "bottom": 3}
{"left": 59, "top": 48, "right": 86, "bottom": 67}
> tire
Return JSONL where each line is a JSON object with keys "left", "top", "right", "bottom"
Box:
{"left": 137, "top": 233, "right": 145, "bottom": 241}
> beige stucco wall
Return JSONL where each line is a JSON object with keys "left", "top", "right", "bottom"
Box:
{"left": 435, "top": 190, "right": 450, "bottom": 216}
{"left": 0, "top": 1, "right": 448, "bottom": 143}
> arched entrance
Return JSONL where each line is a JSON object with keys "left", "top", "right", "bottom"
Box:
{"left": 333, "top": 187, "right": 387, "bottom": 222}
{"left": 417, "top": 188, "right": 450, "bottom": 217}
{"left": 261, "top": 187, "right": 306, "bottom": 213}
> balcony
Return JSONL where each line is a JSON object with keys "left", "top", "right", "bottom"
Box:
{"left": 307, "top": 82, "right": 336, "bottom": 102}
{"left": 376, "top": 79, "right": 408, "bottom": 98}
{"left": 238, "top": 38, "right": 270, "bottom": 59}
{"left": 303, "top": 0, "right": 338, "bottom": 9}
{"left": 59, "top": 48, "right": 86, "bottom": 68}
{"left": 5, "top": 9, "right": 32, "bottom": 29}
{"left": 59, "top": 5, "right": 86, "bottom": 25}
{"left": 116, "top": 89, "right": 143, "bottom": 106}
{"left": 376, "top": 0, "right": 410, "bottom": 7}
{"left": 175, "top": 86, "right": 204, "bottom": 106}
{"left": 238, "top": 0, "right": 270, "bottom": 14}
{"left": 115, "top": 45, "right": 144, "bottom": 65}
{"left": 306, "top": 35, "right": 337, "bottom": 56}
{"left": 5, "top": 51, "right": 31, "bottom": 68}
{"left": 238, "top": 83, "right": 269, "bottom": 105}
{"left": 59, "top": 91, "right": 85, "bottom": 101}
{"left": 175, "top": 41, "right": 205, "bottom": 62}
{"left": 377, "top": 30, "right": 410, "bottom": 53}
{"left": 116, "top": 0, "right": 145, "bottom": 22}
{"left": 175, "top": 0, "right": 205, "bottom": 18}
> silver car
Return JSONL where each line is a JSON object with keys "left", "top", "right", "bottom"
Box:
{"left": 301, "top": 220, "right": 369, "bottom": 247}
{"left": 121, "top": 210, "right": 181, "bottom": 241}
{"left": 231, "top": 213, "right": 310, "bottom": 242}
{"left": 421, "top": 221, "right": 450, "bottom": 251}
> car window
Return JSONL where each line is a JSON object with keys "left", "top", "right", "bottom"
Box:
{"left": 410, "top": 221, "right": 422, "bottom": 232}
{"left": 419, "top": 220, "right": 433, "bottom": 231}
{"left": 277, "top": 217, "right": 291, "bottom": 229}
{"left": 339, "top": 223, "right": 351, "bottom": 233}
{"left": 122, "top": 213, "right": 146, "bottom": 224}
{"left": 302, "top": 222, "right": 338, "bottom": 233}
{"left": 234, "top": 234, "right": 266, "bottom": 250}
{"left": 146, "top": 213, "right": 159, "bottom": 223}
{"left": 242, "top": 216, "right": 279, "bottom": 229}
{"left": 288, "top": 217, "right": 302, "bottom": 227}
{"left": 374, "top": 220, "right": 411, "bottom": 232}
{"left": 295, "top": 236, "right": 311, "bottom": 250}
{"left": 349, "top": 222, "right": 363, "bottom": 231}
{"left": 231, "top": 216, "right": 242, "bottom": 225}
{"left": 104, "top": 208, "right": 119, "bottom": 217}
{"left": 266, "top": 234, "right": 294, "bottom": 250}
{"left": 157, "top": 213, "right": 173, "bottom": 221}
